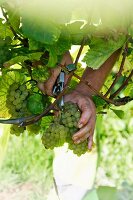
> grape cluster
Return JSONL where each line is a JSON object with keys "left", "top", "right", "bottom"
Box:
{"left": 42, "top": 122, "right": 68, "bottom": 149}
{"left": 41, "top": 102, "right": 89, "bottom": 156}
{"left": 61, "top": 102, "right": 80, "bottom": 128}
{"left": 10, "top": 124, "right": 25, "bottom": 136}
{"left": 6, "top": 82, "right": 29, "bottom": 136}
{"left": 61, "top": 102, "right": 88, "bottom": 156}
{"left": 7, "top": 83, "right": 29, "bottom": 117}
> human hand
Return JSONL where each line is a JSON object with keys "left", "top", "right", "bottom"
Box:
{"left": 64, "top": 90, "right": 96, "bottom": 150}
{"left": 37, "top": 51, "right": 73, "bottom": 96}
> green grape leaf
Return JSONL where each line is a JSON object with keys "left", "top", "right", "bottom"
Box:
{"left": 45, "top": 29, "right": 71, "bottom": 67}
{"left": 49, "top": 29, "right": 71, "bottom": 55}
{"left": 0, "top": 19, "right": 14, "bottom": 38}
{"left": 27, "top": 94, "right": 44, "bottom": 114}
{"left": 92, "top": 96, "right": 106, "bottom": 108}
{"left": 123, "top": 82, "right": 133, "bottom": 97}
{"left": 111, "top": 108, "right": 125, "bottom": 119}
{"left": 22, "top": 17, "right": 61, "bottom": 45}
{"left": 29, "top": 39, "right": 45, "bottom": 50}
{"left": 7, "top": 9, "right": 20, "bottom": 32}
{"left": 4, "top": 52, "right": 43, "bottom": 67}
{"left": 41, "top": 116, "right": 53, "bottom": 130}
{"left": 0, "top": 0, "right": 5, "bottom": 4}
{"left": 83, "top": 189, "right": 99, "bottom": 200}
{"left": 83, "top": 36, "right": 126, "bottom": 69}
{"left": 97, "top": 186, "right": 117, "bottom": 200}
{"left": 0, "top": 71, "right": 25, "bottom": 118}
{"left": 66, "top": 21, "right": 90, "bottom": 45}
{"left": 47, "top": 48, "right": 58, "bottom": 67}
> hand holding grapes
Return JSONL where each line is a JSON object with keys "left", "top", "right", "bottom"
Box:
{"left": 38, "top": 49, "right": 121, "bottom": 151}
{"left": 64, "top": 91, "right": 96, "bottom": 150}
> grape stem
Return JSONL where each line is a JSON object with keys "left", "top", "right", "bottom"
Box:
{"left": 110, "top": 69, "right": 133, "bottom": 99}
{"left": 73, "top": 73, "right": 133, "bottom": 106}
{"left": 104, "top": 42, "right": 128, "bottom": 97}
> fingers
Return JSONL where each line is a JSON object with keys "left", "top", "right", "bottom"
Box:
{"left": 88, "top": 135, "right": 93, "bottom": 150}
{"left": 73, "top": 126, "right": 94, "bottom": 150}
{"left": 39, "top": 66, "right": 61, "bottom": 96}
{"left": 78, "top": 107, "right": 92, "bottom": 128}
{"left": 77, "top": 98, "right": 95, "bottom": 128}
{"left": 72, "top": 121, "right": 92, "bottom": 141}
{"left": 72, "top": 114, "right": 95, "bottom": 150}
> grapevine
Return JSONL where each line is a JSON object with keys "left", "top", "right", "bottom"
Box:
{"left": 0, "top": 2, "right": 132, "bottom": 157}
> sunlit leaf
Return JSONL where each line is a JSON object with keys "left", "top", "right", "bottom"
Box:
{"left": 97, "top": 186, "right": 117, "bottom": 200}
{"left": 111, "top": 108, "right": 125, "bottom": 119}
{"left": 83, "top": 36, "right": 126, "bottom": 69}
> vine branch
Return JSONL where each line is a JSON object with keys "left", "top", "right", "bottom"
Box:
{"left": 104, "top": 44, "right": 128, "bottom": 97}
{"left": 74, "top": 37, "right": 88, "bottom": 66}
{"left": 21, "top": 86, "right": 68, "bottom": 126}
{"left": 110, "top": 69, "right": 133, "bottom": 99}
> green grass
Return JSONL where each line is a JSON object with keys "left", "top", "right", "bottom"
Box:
{"left": 0, "top": 133, "right": 54, "bottom": 199}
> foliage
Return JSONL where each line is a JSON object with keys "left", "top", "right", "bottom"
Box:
{"left": 0, "top": 1, "right": 133, "bottom": 199}
{"left": 96, "top": 102, "right": 133, "bottom": 186}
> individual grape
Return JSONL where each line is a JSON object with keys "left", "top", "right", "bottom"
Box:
{"left": 10, "top": 83, "right": 19, "bottom": 91}
{"left": 10, "top": 124, "right": 25, "bottom": 136}
{"left": 10, "top": 90, "right": 16, "bottom": 97}
{"left": 15, "top": 103, "right": 22, "bottom": 110}
{"left": 20, "top": 94, "right": 26, "bottom": 100}
{"left": 13, "top": 99, "right": 18, "bottom": 106}
{"left": 9, "top": 96, "right": 15, "bottom": 102}
{"left": 19, "top": 85, "right": 26, "bottom": 92}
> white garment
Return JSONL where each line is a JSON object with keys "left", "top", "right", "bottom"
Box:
{"left": 52, "top": 144, "right": 98, "bottom": 200}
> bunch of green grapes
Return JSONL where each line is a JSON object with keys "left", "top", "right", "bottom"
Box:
{"left": 7, "top": 83, "right": 29, "bottom": 117}
{"left": 10, "top": 124, "right": 25, "bottom": 136}
{"left": 6, "top": 82, "right": 29, "bottom": 136}
{"left": 41, "top": 102, "right": 89, "bottom": 156}
{"left": 42, "top": 122, "right": 68, "bottom": 150}
{"left": 32, "top": 65, "right": 50, "bottom": 82}
{"left": 61, "top": 102, "right": 89, "bottom": 156}
{"left": 61, "top": 102, "right": 80, "bottom": 128}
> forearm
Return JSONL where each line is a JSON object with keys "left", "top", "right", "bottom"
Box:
{"left": 75, "top": 48, "right": 121, "bottom": 96}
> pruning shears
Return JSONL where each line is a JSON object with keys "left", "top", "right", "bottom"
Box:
{"left": 52, "top": 64, "right": 76, "bottom": 109}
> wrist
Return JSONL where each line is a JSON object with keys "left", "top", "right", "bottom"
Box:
{"left": 75, "top": 83, "right": 94, "bottom": 97}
